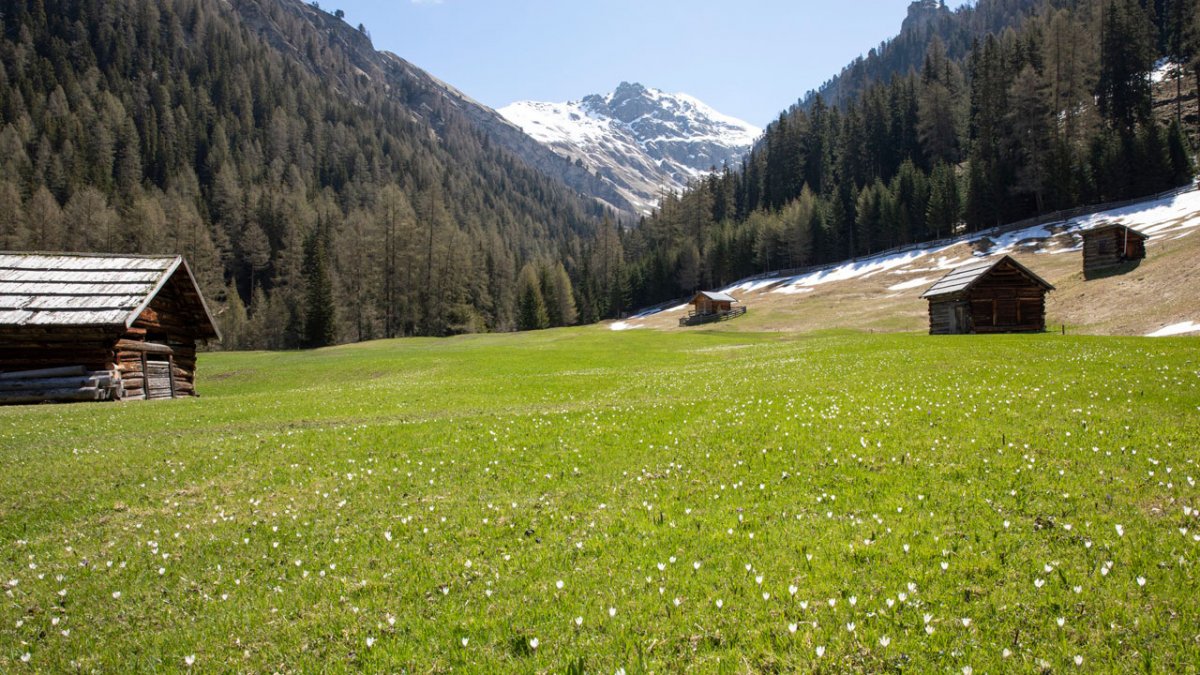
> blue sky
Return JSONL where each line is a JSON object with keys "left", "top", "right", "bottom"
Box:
{"left": 325, "top": 1, "right": 965, "bottom": 128}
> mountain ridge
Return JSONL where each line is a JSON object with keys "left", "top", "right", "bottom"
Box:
{"left": 501, "top": 83, "right": 761, "bottom": 214}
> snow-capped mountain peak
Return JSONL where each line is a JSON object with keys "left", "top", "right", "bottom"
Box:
{"left": 500, "top": 84, "right": 760, "bottom": 214}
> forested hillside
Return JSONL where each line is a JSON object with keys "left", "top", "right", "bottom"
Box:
{"left": 624, "top": 0, "right": 1198, "bottom": 309}
{"left": 0, "top": 0, "right": 627, "bottom": 347}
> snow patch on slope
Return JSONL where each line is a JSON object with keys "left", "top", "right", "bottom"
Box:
{"left": 1147, "top": 321, "right": 1200, "bottom": 337}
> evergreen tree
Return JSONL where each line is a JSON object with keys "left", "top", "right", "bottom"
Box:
{"left": 516, "top": 263, "right": 549, "bottom": 331}
{"left": 302, "top": 232, "right": 336, "bottom": 348}
{"left": 1096, "top": 0, "right": 1156, "bottom": 130}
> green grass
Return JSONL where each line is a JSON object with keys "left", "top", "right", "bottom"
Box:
{"left": 1, "top": 327, "right": 1198, "bottom": 672}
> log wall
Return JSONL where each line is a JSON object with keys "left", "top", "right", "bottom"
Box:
{"left": 966, "top": 263, "right": 1047, "bottom": 333}
{"left": 928, "top": 299, "right": 968, "bottom": 335}
{"left": 118, "top": 275, "right": 201, "bottom": 399}
{"left": 1083, "top": 228, "right": 1147, "bottom": 275}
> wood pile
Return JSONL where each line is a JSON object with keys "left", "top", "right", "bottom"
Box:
{"left": 0, "top": 365, "right": 121, "bottom": 404}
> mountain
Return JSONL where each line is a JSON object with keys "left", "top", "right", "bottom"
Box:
{"left": 248, "top": 4, "right": 641, "bottom": 214}
{"left": 500, "top": 83, "right": 761, "bottom": 214}
{"left": 0, "top": 0, "right": 637, "bottom": 346}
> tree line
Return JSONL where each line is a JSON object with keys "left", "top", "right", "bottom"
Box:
{"left": 623, "top": 0, "right": 1198, "bottom": 309}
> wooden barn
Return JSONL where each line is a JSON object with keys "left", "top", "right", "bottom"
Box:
{"left": 0, "top": 253, "right": 220, "bottom": 404}
{"left": 921, "top": 255, "right": 1054, "bottom": 334}
{"left": 1081, "top": 223, "right": 1147, "bottom": 277}
{"left": 679, "top": 290, "right": 746, "bottom": 326}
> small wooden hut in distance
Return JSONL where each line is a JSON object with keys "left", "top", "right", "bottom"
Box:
{"left": 679, "top": 291, "right": 746, "bottom": 326}
{"left": 1081, "top": 223, "right": 1147, "bottom": 278}
{"left": 921, "top": 255, "right": 1054, "bottom": 334}
{"left": 0, "top": 253, "right": 220, "bottom": 404}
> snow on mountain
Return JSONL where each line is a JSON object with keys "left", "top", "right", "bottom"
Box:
{"left": 500, "top": 83, "right": 761, "bottom": 214}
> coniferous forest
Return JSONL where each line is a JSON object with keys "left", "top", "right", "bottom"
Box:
{"left": 0, "top": 0, "right": 625, "bottom": 348}
{"left": 0, "top": 0, "right": 1197, "bottom": 343}
{"left": 624, "top": 0, "right": 1198, "bottom": 309}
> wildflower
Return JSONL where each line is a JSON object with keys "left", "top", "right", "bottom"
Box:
{"left": 815, "top": 645, "right": 825, "bottom": 658}
{"left": 529, "top": 638, "right": 539, "bottom": 650}
{"left": 184, "top": 655, "right": 195, "bottom": 666}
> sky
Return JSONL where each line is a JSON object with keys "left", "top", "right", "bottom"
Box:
{"left": 325, "top": 1, "right": 968, "bottom": 129}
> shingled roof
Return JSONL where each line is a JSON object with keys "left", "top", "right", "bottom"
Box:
{"left": 693, "top": 290, "right": 738, "bottom": 303}
{"left": 921, "top": 255, "right": 1054, "bottom": 300}
{"left": 0, "top": 252, "right": 219, "bottom": 339}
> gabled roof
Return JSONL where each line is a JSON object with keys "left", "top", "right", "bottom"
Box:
{"left": 1082, "top": 223, "right": 1149, "bottom": 240}
{"left": 921, "top": 255, "right": 1054, "bottom": 300}
{"left": 0, "top": 252, "right": 220, "bottom": 340}
{"left": 692, "top": 290, "right": 737, "bottom": 303}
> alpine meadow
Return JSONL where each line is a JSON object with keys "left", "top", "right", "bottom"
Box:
{"left": 2, "top": 330, "right": 1199, "bottom": 671}
{"left": 2, "top": 0, "right": 1200, "bottom": 672}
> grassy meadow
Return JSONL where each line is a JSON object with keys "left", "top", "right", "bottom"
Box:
{"left": 1, "top": 328, "right": 1198, "bottom": 672}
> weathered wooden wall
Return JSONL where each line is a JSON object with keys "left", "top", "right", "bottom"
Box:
{"left": 928, "top": 299, "right": 967, "bottom": 335}
{"left": 966, "top": 262, "right": 1046, "bottom": 333}
{"left": 117, "top": 275, "right": 200, "bottom": 400}
{"left": 0, "top": 326, "right": 119, "bottom": 371}
{"left": 1083, "top": 228, "right": 1147, "bottom": 275}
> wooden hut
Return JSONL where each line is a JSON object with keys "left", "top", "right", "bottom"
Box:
{"left": 921, "top": 255, "right": 1054, "bottom": 334}
{"left": 0, "top": 253, "right": 220, "bottom": 404}
{"left": 1081, "top": 223, "right": 1147, "bottom": 277}
{"left": 680, "top": 291, "right": 746, "bottom": 326}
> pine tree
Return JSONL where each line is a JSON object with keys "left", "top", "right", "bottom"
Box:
{"left": 1165, "top": 120, "right": 1195, "bottom": 185}
{"left": 302, "top": 232, "right": 336, "bottom": 348}
{"left": 516, "top": 263, "right": 549, "bottom": 331}
{"left": 1096, "top": 0, "right": 1156, "bottom": 130}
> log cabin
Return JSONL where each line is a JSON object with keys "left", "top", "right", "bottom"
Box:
{"left": 921, "top": 255, "right": 1054, "bottom": 334}
{"left": 679, "top": 290, "right": 747, "bottom": 326}
{"left": 1081, "top": 223, "right": 1147, "bottom": 278}
{"left": 0, "top": 253, "right": 220, "bottom": 404}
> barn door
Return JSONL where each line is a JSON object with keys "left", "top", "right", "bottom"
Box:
{"left": 142, "top": 337, "right": 176, "bottom": 400}
{"left": 951, "top": 303, "right": 969, "bottom": 333}
{"left": 144, "top": 357, "right": 174, "bottom": 400}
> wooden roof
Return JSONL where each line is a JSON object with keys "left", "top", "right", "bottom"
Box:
{"left": 1081, "top": 223, "right": 1149, "bottom": 240}
{"left": 692, "top": 290, "right": 737, "bottom": 303}
{"left": 921, "top": 255, "right": 1054, "bottom": 300}
{"left": 0, "top": 252, "right": 220, "bottom": 339}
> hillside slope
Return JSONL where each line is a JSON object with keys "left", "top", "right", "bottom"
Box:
{"left": 615, "top": 186, "right": 1200, "bottom": 336}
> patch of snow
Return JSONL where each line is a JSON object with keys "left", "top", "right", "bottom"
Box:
{"left": 771, "top": 286, "right": 814, "bottom": 295}
{"left": 1146, "top": 321, "right": 1200, "bottom": 337}
{"left": 1151, "top": 59, "right": 1183, "bottom": 84}
{"left": 610, "top": 321, "right": 641, "bottom": 331}
{"left": 887, "top": 277, "right": 934, "bottom": 291}
{"left": 1074, "top": 189, "right": 1200, "bottom": 237}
